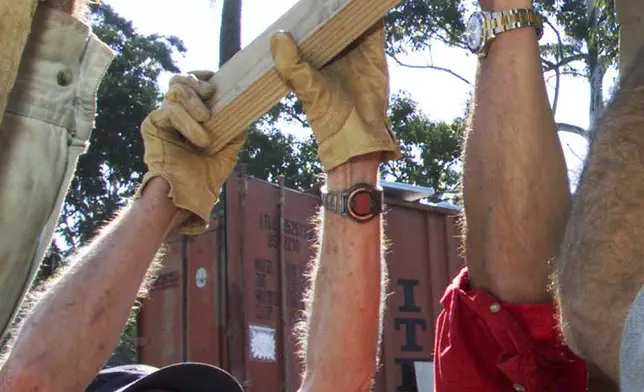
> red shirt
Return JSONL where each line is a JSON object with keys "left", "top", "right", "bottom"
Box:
{"left": 434, "top": 268, "right": 587, "bottom": 391}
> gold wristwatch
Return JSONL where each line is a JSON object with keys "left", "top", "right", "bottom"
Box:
{"left": 465, "top": 8, "right": 544, "bottom": 58}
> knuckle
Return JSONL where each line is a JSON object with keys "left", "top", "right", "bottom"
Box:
{"left": 165, "top": 84, "right": 189, "bottom": 102}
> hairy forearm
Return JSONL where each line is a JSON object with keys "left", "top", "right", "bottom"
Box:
{"left": 299, "top": 153, "right": 384, "bottom": 392}
{"left": 463, "top": 0, "right": 569, "bottom": 303}
{"left": 556, "top": 48, "right": 644, "bottom": 381}
{"left": 0, "top": 178, "right": 184, "bottom": 392}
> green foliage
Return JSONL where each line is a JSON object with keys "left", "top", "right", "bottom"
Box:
{"left": 240, "top": 127, "right": 322, "bottom": 190}
{"left": 385, "top": 0, "right": 468, "bottom": 54}
{"left": 57, "top": 2, "right": 186, "bottom": 251}
{"left": 385, "top": 0, "right": 619, "bottom": 82}
{"left": 382, "top": 92, "right": 465, "bottom": 198}
{"left": 238, "top": 95, "right": 323, "bottom": 190}
{"left": 237, "top": 92, "right": 465, "bottom": 200}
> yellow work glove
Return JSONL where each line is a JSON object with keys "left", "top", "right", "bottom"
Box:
{"left": 270, "top": 21, "right": 401, "bottom": 171}
{"left": 137, "top": 70, "right": 245, "bottom": 235}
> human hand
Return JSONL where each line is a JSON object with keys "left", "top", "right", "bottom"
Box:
{"left": 137, "top": 70, "right": 245, "bottom": 235}
{"left": 270, "top": 21, "right": 401, "bottom": 172}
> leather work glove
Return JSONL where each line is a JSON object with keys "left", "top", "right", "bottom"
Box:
{"left": 137, "top": 70, "right": 245, "bottom": 235}
{"left": 270, "top": 21, "right": 401, "bottom": 171}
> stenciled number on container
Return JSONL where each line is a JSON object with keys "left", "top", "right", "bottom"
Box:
{"left": 255, "top": 258, "right": 279, "bottom": 320}
{"left": 259, "top": 213, "right": 314, "bottom": 254}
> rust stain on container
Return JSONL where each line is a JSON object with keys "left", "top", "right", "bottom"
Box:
{"left": 138, "top": 172, "right": 463, "bottom": 391}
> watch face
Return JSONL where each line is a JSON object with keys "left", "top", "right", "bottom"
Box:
{"left": 466, "top": 13, "right": 484, "bottom": 53}
{"left": 348, "top": 188, "right": 378, "bottom": 222}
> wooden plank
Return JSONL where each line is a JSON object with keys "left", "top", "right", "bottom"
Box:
{"left": 205, "top": 0, "right": 401, "bottom": 136}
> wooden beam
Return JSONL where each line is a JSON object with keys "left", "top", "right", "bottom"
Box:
{"left": 205, "top": 0, "right": 401, "bottom": 137}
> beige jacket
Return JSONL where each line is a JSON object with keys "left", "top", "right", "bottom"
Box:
{"left": 0, "top": 7, "right": 114, "bottom": 337}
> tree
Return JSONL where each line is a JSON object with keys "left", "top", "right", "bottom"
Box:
{"left": 382, "top": 92, "right": 465, "bottom": 202}
{"left": 539, "top": 0, "right": 618, "bottom": 126}
{"left": 240, "top": 92, "right": 463, "bottom": 200}
{"left": 385, "top": 0, "right": 619, "bottom": 131}
{"left": 219, "top": 0, "right": 242, "bottom": 65}
{"left": 232, "top": 93, "right": 321, "bottom": 190}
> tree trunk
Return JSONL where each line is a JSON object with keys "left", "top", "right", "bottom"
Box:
{"left": 615, "top": 0, "right": 644, "bottom": 79}
{"left": 587, "top": 2, "right": 605, "bottom": 129}
{"left": 587, "top": 50, "right": 605, "bottom": 129}
{"left": 217, "top": 0, "right": 243, "bottom": 385}
{"left": 219, "top": 0, "right": 242, "bottom": 66}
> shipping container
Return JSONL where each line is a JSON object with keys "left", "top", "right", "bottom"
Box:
{"left": 137, "top": 169, "right": 464, "bottom": 391}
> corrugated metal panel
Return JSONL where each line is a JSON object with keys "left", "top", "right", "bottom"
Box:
{"left": 138, "top": 172, "right": 463, "bottom": 391}
{"left": 186, "top": 227, "right": 222, "bottom": 365}
{"left": 381, "top": 204, "right": 436, "bottom": 391}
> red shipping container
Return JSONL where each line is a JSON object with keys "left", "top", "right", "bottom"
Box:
{"left": 138, "top": 170, "right": 463, "bottom": 391}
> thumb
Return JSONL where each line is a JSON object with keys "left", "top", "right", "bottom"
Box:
{"left": 270, "top": 31, "right": 329, "bottom": 108}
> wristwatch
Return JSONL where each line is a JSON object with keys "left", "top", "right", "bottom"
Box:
{"left": 465, "top": 8, "right": 544, "bottom": 58}
{"left": 321, "top": 183, "right": 383, "bottom": 223}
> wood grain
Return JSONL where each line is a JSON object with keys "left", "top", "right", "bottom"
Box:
{"left": 205, "top": 0, "right": 401, "bottom": 136}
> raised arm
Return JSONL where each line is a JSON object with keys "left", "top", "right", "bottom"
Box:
{"left": 0, "top": 178, "right": 183, "bottom": 391}
{"left": 555, "top": 47, "right": 644, "bottom": 383}
{"left": 299, "top": 154, "right": 384, "bottom": 391}
{"left": 0, "top": 72, "right": 245, "bottom": 392}
{"left": 270, "top": 23, "right": 400, "bottom": 391}
{"left": 463, "top": 0, "right": 569, "bottom": 303}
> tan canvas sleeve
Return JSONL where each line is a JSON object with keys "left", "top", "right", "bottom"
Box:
{"left": 0, "top": 6, "right": 114, "bottom": 337}
{"left": 0, "top": 1, "right": 39, "bottom": 126}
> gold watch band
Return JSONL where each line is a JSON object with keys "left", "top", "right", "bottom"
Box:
{"left": 485, "top": 9, "right": 544, "bottom": 40}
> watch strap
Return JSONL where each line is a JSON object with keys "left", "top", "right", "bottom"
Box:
{"left": 321, "top": 191, "right": 344, "bottom": 215}
{"left": 487, "top": 9, "right": 544, "bottom": 40}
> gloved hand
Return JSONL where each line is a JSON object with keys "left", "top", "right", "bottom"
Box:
{"left": 270, "top": 21, "right": 401, "bottom": 171}
{"left": 137, "top": 70, "right": 245, "bottom": 235}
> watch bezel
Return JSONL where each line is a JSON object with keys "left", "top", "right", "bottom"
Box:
{"left": 466, "top": 12, "right": 488, "bottom": 54}
{"left": 320, "top": 183, "right": 383, "bottom": 223}
{"left": 346, "top": 185, "right": 382, "bottom": 222}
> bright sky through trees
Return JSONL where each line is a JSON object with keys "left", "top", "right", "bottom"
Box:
{"left": 105, "top": 0, "right": 602, "bottom": 184}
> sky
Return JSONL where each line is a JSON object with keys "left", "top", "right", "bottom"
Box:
{"left": 103, "top": 0, "right": 604, "bottom": 184}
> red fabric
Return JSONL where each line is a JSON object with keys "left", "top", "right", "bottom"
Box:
{"left": 434, "top": 267, "right": 587, "bottom": 392}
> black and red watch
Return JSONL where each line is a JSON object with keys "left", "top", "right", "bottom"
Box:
{"left": 321, "top": 183, "right": 383, "bottom": 223}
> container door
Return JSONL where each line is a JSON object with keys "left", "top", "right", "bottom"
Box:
{"left": 378, "top": 204, "right": 462, "bottom": 392}
{"left": 185, "top": 226, "right": 223, "bottom": 365}
{"left": 138, "top": 238, "right": 185, "bottom": 367}
{"left": 227, "top": 174, "right": 318, "bottom": 392}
